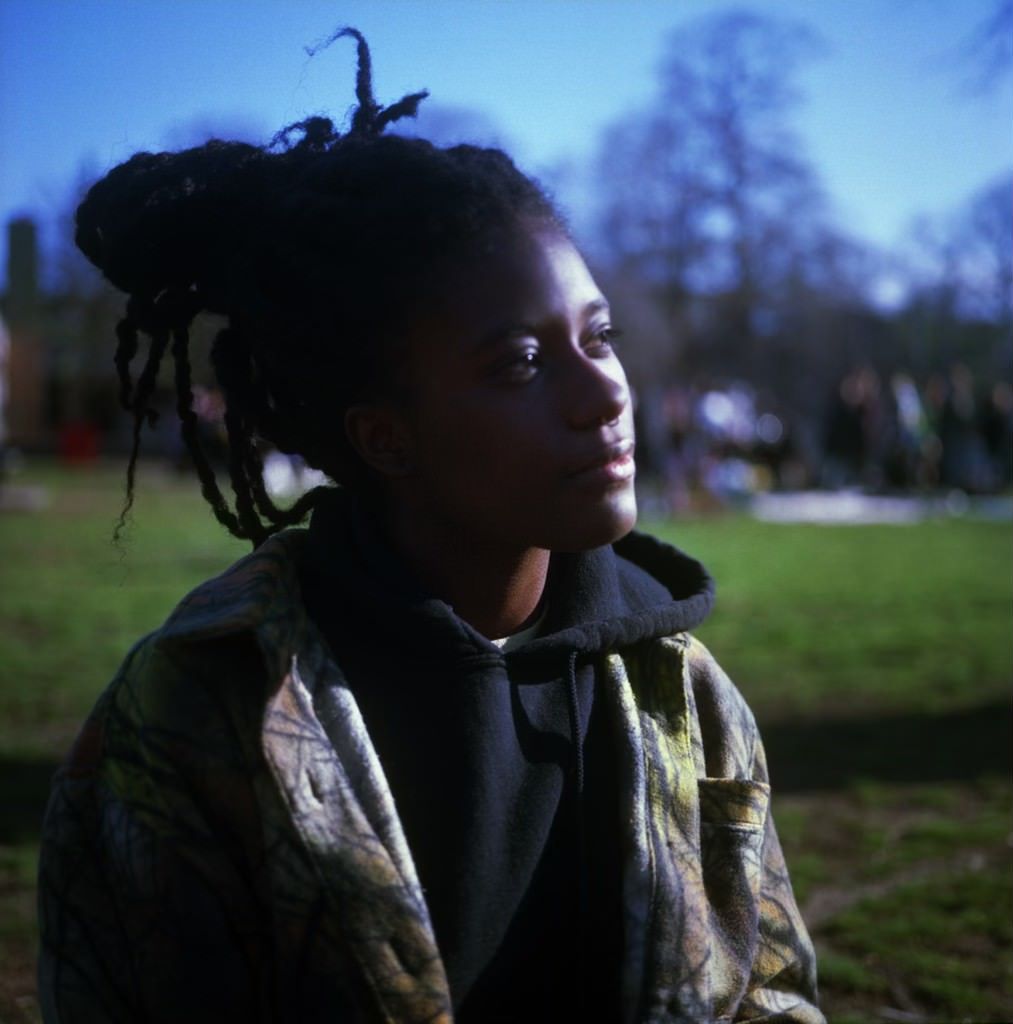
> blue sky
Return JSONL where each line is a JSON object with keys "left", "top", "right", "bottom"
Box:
{"left": 1, "top": 0, "right": 1010, "bottom": 278}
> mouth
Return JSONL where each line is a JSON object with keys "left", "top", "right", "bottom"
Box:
{"left": 567, "top": 439, "right": 636, "bottom": 486}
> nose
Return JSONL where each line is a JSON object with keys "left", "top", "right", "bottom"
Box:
{"left": 564, "top": 351, "right": 629, "bottom": 430}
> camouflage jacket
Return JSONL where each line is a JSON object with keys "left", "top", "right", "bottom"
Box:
{"left": 38, "top": 530, "right": 823, "bottom": 1023}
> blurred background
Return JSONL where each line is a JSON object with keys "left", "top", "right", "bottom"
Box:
{"left": 0, "top": 2, "right": 1010, "bottom": 1022}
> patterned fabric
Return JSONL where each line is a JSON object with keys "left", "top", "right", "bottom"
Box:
{"left": 38, "top": 530, "right": 823, "bottom": 1023}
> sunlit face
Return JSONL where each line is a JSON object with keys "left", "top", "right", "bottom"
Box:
{"left": 388, "top": 222, "right": 637, "bottom": 554}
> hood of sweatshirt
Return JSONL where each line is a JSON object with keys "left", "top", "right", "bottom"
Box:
{"left": 299, "top": 488, "right": 716, "bottom": 668}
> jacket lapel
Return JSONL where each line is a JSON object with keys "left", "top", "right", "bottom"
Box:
{"left": 258, "top": 647, "right": 452, "bottom": 1022}
{"left": 603, "top": 636, "right": 713, "bottom": 1023}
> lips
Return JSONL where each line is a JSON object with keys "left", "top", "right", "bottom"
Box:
{"left": 567, "top": 438, "right": 636, "bottom": 485}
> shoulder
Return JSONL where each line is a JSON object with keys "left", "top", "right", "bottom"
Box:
{"left": 680, "top": 634, "right": 757, "bottom": 731}
{"left": 621, "top": 633, "right": 762, "bottom": 779}
{"left": 44, "top": 614, "right": 275, "bottom": 889}
{"left": 621, "top": 632, "right": 754, "bottom": 723}
{"left": 61, "top": 529, "right": 312, "bottom": 786}
{"left": 681, "top": 635, "right": 763, "bottom": 778}
{"left": 157, "top": 528, "right": 308, "bottom": 651}
{"left": 134, "top": 527, "right": 310, "bottom": 702}
{"left": 56, "top": 629, "right": 261, "bottom": 812}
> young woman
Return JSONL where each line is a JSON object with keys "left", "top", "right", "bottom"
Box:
{"left": 38, "top": 30, "right": 822, "bottom": 1024}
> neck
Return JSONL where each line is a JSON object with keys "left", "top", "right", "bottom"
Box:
{"left": 382, "top": 503, "right": 550, "bottom": 640}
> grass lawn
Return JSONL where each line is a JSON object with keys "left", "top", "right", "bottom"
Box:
{"left": 650, "top": 515, "right": 1011, "bottom": 720}
{"left": 1, "top": 460, "right": 1010, "bottom": 1022}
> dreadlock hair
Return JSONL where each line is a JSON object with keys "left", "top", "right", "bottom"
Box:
{"left": 76, "top": 27, "right": 564, "bottom": 547}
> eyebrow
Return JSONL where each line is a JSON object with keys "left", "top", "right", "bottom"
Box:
{"left": 470, "top": 298, "right": 612, "bottom": 353}
{"left": 583, "top": 298, "right": 611, "bottom": 318}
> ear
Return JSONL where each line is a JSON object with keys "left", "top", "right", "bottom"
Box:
{"left": 344, "top": 402, "right": 416, "bottom": 479}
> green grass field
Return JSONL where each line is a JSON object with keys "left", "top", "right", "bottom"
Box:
{"left": 1, "top": 461, "right": 1010, "bottom": 1022}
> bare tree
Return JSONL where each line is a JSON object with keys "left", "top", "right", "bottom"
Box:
{"left": 592, "top": 9, "right": 861, "bottom": 418}
{"left": 657, "top": 11, "right": 823, "bottom": 300}
{"left": 957, "top": 174, "right": 1013, "bottom": 325}
{"left": 902, "top": 172, "right": 1012, "bottom": 324}
{"left": 894, "top": 172, "right": 1012, "bottom": 380}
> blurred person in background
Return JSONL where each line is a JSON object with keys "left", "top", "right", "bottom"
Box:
{"left": 938, "top": 363, "right": 992, "bottom": 493}
{"left": 981, "top": 380, "right": 1013, "bottom": 490}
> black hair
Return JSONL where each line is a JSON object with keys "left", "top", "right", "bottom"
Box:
{"left": 76, "top": 27, "right": 563, "bottom": 546}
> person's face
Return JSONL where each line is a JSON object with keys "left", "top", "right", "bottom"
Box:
{"left": 384, "top": 223, "right": 637, "bottom": 554}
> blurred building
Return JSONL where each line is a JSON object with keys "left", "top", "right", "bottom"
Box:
{"left": 1, "top": 216, "right": 129, "bottom": 458}
{"left": 1, "top": 218, "right": 47, "bottom": 449}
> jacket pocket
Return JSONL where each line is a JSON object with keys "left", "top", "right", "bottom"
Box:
{"left": 697, "top": 777, "right": 769, "bottom": 894}
{"left": 697, "top": 778, "right": 770, "bottom": 1014}
{"left": 698, "top": 777, "right": 770, "bottom": 831}
{"left": 700, "top": 782, "right": 770, "bottom": 1007}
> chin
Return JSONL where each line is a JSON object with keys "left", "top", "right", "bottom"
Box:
{"left": 551, "top": 488, "right": 639, "bottom": 553}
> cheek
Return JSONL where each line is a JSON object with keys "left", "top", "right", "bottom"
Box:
{"left": 413, "top": 396, "right": 546, "bottom": 492}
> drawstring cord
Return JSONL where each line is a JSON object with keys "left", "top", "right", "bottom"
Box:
{"left": 565, "top": 649, "right": 585, "bottom": 797}
{"left": 565, "top": 649, "right": 588, "bottom": 1008}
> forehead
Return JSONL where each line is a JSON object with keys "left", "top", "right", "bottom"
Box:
{"left": 411, "top": 225, "right": 606, "bottom": 351}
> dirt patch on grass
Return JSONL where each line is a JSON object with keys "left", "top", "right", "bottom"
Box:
{"left": 802, "top": 847, "right": 997, "bottom": 928}
{"left": 776, "top": 778, "right": 1011, "bottom": 1023}
{"left": 816, "top": 868, "right": 1012, "bottom": 1023}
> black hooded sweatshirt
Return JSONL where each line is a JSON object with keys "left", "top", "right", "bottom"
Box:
{"left": 298, "top": 489, "right": 714, "bottom": 1022}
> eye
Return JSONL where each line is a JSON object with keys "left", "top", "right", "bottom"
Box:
{"left": 493, "top": 347, "right": 542, "bottom": 384}
{"left": 585, "top": 325, "right": 624, "bottom": 356}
